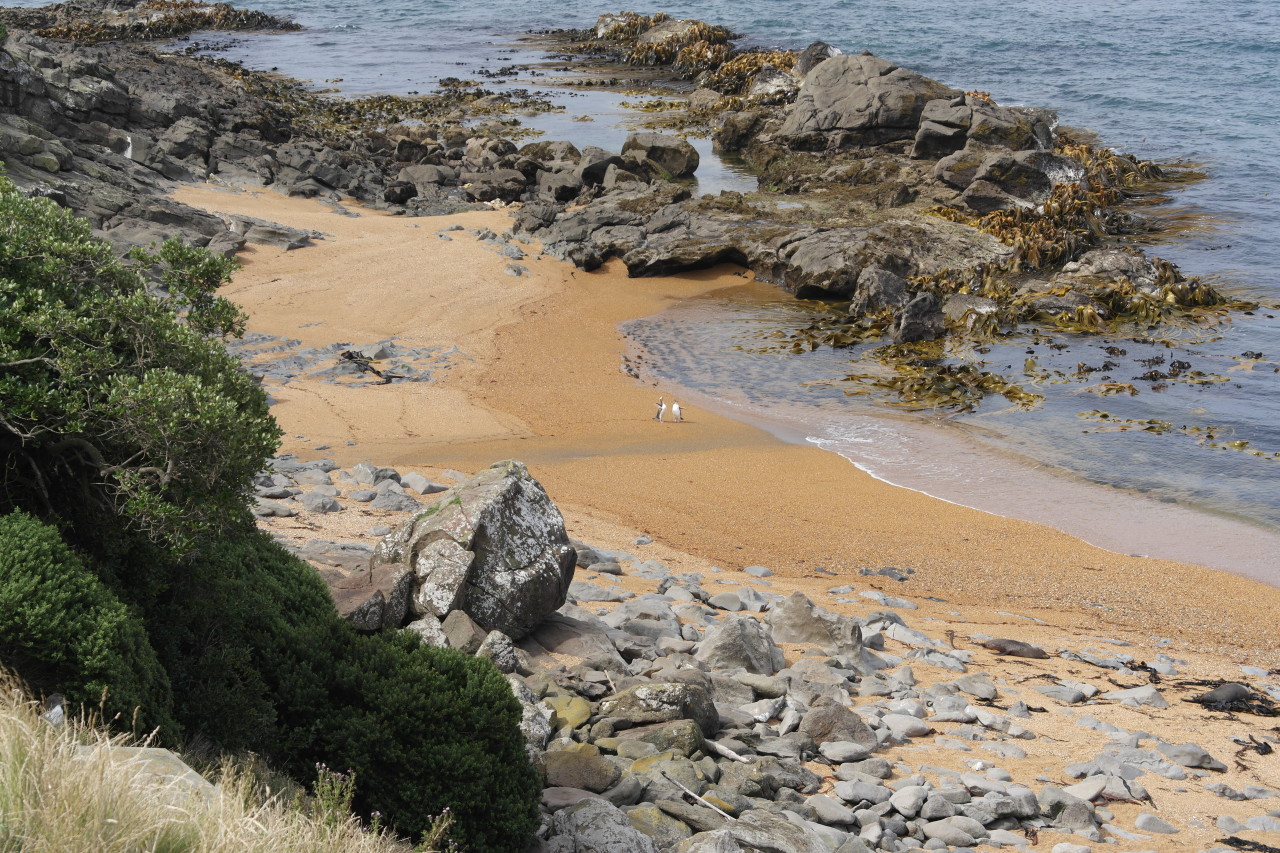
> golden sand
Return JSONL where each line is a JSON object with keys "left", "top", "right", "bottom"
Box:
{"left": 174, "top": 185, "right": 1280, "bottom": 849}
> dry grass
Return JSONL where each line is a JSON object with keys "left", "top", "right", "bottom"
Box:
{"left": 0, "top": 673, "right": 419, "bottom": 853}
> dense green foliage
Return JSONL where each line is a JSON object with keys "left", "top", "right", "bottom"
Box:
{"left": 0, "top": 174, "right": 279, "bottom": 553}
{"left": 142, "top": 528, "right": 338, "bottom": 750}
{"left": 0, "top": 510, "right": 177, "bottom": 739}
{"left": 0, "top": 172, "right": 540, "bottom": 849}
{"left": 279, "top": 629, "right": 542, "bottom": 852}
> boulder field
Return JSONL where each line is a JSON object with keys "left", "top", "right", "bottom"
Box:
{"left": 259, "top": 454, "right": 1280, "bottom": 853}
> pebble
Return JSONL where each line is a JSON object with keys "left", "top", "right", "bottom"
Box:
{"left": 1134, "top": 812, "right": 1178, "bottom": 834}
{"left": 861, "top": 591, "right": 917, "bottom": 610}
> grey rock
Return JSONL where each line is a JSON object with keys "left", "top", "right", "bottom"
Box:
{"left": 545, "top": 749, "right": 621, "bottom": 794}
{"left": 819, "top": 740, "right": 872, "bottom": 763}
{"left": 1050, "top": 844, "right": 1092, "bottom": 853}
{"left": 508, "top": 674, "right": 553, "bottom": 757}
{"left": 549, "top": 798, "right": 659, "bottom": 853}
{"left": 441, "top": 609, "right": 488, "bottom": 654}
{"left": 404, "top": 612, "right": 449, "bottom": 647}
{"left": 373, "top": 460, "right": 576, "bottom": 638}
{"left": 920, "top": 794, "right": 957, "bottom": 820}
{"left": 1033, "top": 683, "right": 1087, "bottom": 705}
{"left": 695, "top": 615, "right": 785, "bottom": 675}
{"left": 655, "top": 799, "right": 727, "bottom": 833}
{"left": 889, "top": 785, "right": 930, "bottom": 818}
{"left": 622, "top": 132, "right": 699, "bottom": 179}
{"left": 920, "top": 818, "right": 977, "bottom": 847}
{"left": 476, "top": 630, "right": 519, "bottom": 673}
{"left": 300, "top": 491, "right": 341, "bottom": 513}
{"left": 1101, "top": 685, "right": 1168, "bottom": 709}
{"left": 253, "top": 498, "right": 296, "bottom": 517}
{"left": 525, "top": 609, "right": 628, "bottom": 670}
{"left": 1216, "top": 815, "right": 1244, "bottom": 833}
{"left": 542, "top": 786, "right": 607, "bottom": 812}
{"left": 673, "top": 829, "right": 744, "bottom": 853}
{"left": 599, "top": 682, "right": 720, "bottom": 737}
{"left": 720, "top": 809, "right": 830, "bottom": 853}
{"left": 369, "top": 488, "right": 421, "bottom": 511}
{"left": 799, "top": 697, "right": 878, "bottom": 750}
{"left": 808, "top": 793, "right": 858, "bottom": 826}
{"left": 766, "top": 591, "right": 863, "bottom": 655}
{"left": 1133, "top": 812, "right": 1178, "bottom": 834}
{"left": 833, "top": 779, "right": 892, "bottom": 805}
{"left": 780, "top": 54, "right": 960, "bottom": 146}
{"left": 1038, "top": 787, "right": 1096, "bottom": 832}
{"left": 882, "top": 713, "right": 932, "bottom": 739}
{"left": 400, "top": 472, "right": 448, "bottom": 494}
{"left": 570, "top": 580, "right": 630, "bottom": 603}
{"left": 326, "top": 563, "right": 414, "bottom": 632}
{"left": 352, "top": 461, "right": 400, "bottom": 485}
{"left": 1156, "top": 741, "right": 1227, "bottom": 772}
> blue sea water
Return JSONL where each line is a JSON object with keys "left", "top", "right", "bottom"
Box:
{"left": 15, "top": 0, "right": 1279, "bottom": 577}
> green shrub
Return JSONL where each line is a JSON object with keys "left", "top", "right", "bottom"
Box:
{"left": 0, "top": 510, "right": 177, "bottom": 739}
{"left": 0, "top": 173, "right": 280, "bottom": 554}
{"left": 277, "top": 628, "right": 541, "bottom": 853}
{"left": 141, "top": 526, "right": 338, "bottom": 751}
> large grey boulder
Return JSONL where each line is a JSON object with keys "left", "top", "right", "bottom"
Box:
{"left": 722, "top": 810, "right": 831, "bottom": 853}
{"left": 766, "top": 591, "right": 862, "bottom": 654}
{"left": 547, "top": 798, "right": 659, "bottom": 853}
{"left": 622, "top": 132, "right": 700, "bottom": 179}
{"left": 798, "top": 697, "right": 878, "bottom": 750}
{"left": 372, "top": 460, "right": 576, "bottom": 638}
{"left": 695, "top": 615, "right": 785, "bottom": 675}
{"left": 599, "top": 682, "right": 720, "bottom": 737}
{"left": 779, "top": 53, "right": 960, "bottom": 147}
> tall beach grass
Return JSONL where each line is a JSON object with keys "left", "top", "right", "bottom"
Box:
{"left": 0, "top": 671, "right": 435, "bottom": 852}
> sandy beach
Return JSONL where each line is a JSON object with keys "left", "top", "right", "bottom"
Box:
{"left": 168, "top": 184, "right": 1280, "bottom": 850}
{"left": 176, "top": 184, "right": 1280, "bottom": 661}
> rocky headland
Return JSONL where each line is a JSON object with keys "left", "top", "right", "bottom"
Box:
{"left": 4, "top": 4, "right": 1279, "bottom": 852}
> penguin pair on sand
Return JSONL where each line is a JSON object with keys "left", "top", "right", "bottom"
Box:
{"left": 653, "top": 396, "right": 683, "bottom": 422}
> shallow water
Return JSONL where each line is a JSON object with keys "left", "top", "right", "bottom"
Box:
{"left": 10, "top": 0, "right": 1278, "bottom": 579}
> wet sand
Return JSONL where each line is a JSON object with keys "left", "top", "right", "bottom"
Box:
{"left": 175, "top": 184, "right": 1280, "bottom": 663}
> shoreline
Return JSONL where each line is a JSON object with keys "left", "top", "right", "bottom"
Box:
{"left": 172, "top": 183, "right": 1280, "bottom": 661}
{"left": 638, "top": 351, "right": 1280, "bottom": 589}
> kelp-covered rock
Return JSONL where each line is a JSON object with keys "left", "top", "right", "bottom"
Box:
{"left": 373, "top": 460, "right": 576, "bottom": 638}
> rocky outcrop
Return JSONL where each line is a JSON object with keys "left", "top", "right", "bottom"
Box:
{"left": 779, "top": 53, "right": 961, "bottom": 148}
{"left": 372, "top": 460, "right": 576, "bottom": 639}
{"left": 516, "top": 182, "right": 1011, "bottom": 303}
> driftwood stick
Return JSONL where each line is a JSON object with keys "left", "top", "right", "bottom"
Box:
{"left": 705, "top": 739, "right": 750, "bottom": 764}
{"left": 659, "top": 770, "right": 735, "bottom": 821}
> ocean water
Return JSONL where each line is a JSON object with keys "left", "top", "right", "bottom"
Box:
{"left": 12, "top": 0, "right": 1278, "bottom": 579}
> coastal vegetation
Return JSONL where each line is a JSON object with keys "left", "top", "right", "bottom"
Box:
{"left": 0, "top": 174, "right": 540, "bottom": 851}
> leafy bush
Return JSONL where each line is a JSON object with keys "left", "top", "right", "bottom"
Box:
{"left": 0, "top": 173, "right": 280, "bottom": 554}
{"left": 0, "top": 510, "right": 177, "bottom": 739}
{"left": 0, "top": 174, "right": 539, "bottom": 851}
{"left": 142, "top": 527, "right": 337, "bottom": 751}
{"left": 278, "top": 628, "right": 541, "bottom": 853}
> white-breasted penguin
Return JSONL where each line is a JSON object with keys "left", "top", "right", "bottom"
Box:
{"left": 654, "top": 396, "right": 666, "bottom": 421}
{"left": 671, "top": 401, "right": 683, "bottom": 422}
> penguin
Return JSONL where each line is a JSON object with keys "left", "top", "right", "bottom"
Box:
{"left": 672, "top": 401, "right": 683, "bottom": 422}
{"left": 654, "top": 396, "right": 666, "bottom": 421}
